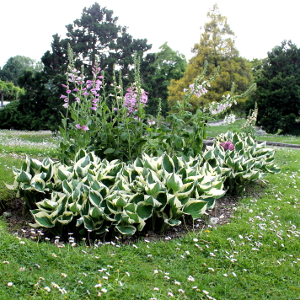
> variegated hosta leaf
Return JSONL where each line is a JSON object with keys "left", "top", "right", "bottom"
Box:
{"left": 144, "top": 195, "right": 164, "bottom": 208}
{"left": 16, "top": 170, "right": 32, "bottom": 183}
{"left": 89, "top": 190, "right": 103, "bottom": 207}
{"left": 136, "top": 202, "right": 153, "bottom": 220}
{"left": 116, "top": 224, "right": 136, "bottom": 235}
{"left": 30, "top": 176, "right": 46, "bottom": 193}
{"left": 89, "top": 206, "right": 104, "bottom": 218}
{"left": 36, "top": 199, "right": 58, "bottom": 211}
{"left": 69, "top": 202, "right": 82, "bottom": 214}
{"left": 169, "top": 196, "right": 183, "bottom": 218}
{"left": 182, "top": 200, "right": 208, "bottom": 219}
{"left": 164, "top": 218, "right": 181, "bottom": 226}
{"left": 57, "top": 211, "right": 74, "bottom": 225}
{"left": 30, "top": 211, "right": 55, "bottom": 228}
{"left": 174, "top": 181, "right": 194, "bottom": 200}
{"left": 162, "top": 154, "right": 175, "bottom": 173}
{"left": 82, "top": 215, "right": 103, "bottom": 231}
{"left": 166, "top": 173, "right": 183, "bottom": 192}
{"left": 145, "top": 182, "right": 163, "bottom": 196}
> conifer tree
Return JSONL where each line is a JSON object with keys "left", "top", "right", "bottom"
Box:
{"left": 167, "top": 4, "right": 252, "bottom": 113}
{"left": 246, "top": 40, "right": 300, "bottom": 135}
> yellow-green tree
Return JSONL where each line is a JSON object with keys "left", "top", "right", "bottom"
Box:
{"left": 168, "top": 4, "right": 253, "bottom": 113}
{"left": 0, "top": 80, "right": 24, "bottom": 107}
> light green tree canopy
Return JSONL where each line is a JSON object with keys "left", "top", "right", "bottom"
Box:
{"left": 167, "top": 4, "right": 253, "bottom": 113}
{"left": 0, "top": 55, "right": 43, "bottom": 86}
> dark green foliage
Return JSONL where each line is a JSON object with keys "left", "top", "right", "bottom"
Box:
{"left": 3, "top": 3, "right": 151, "bottom": 131}
{"left": 141, "top": 43, "right": 187, "bottom": 116}
{"left": 246, "top": 40, "right": 300, "bottom": 135}
{"left": 0, "top": 56, "right": 43, "bottom": 86}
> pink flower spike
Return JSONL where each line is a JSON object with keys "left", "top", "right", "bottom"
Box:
{"left": 75, "top": 124, "right": 81, "bottom": 129}
{"left": 81, "top": 125, "right": 89, "bottom": 131}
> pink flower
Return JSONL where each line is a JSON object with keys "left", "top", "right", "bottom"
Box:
{"left": 62, "top": 103, "right": 68, "bottom": 108}
{"left": 91, "top": 107, "right": 97, "bottom": 111}
{"left": 60, "top": 95, "right": 67, "bottom": 99}
{"left": 66, "top": 90, "right": 72, "bottom": 94}
{"left": 81, "top": 125, "right": 89, "bottom": 131}
{"left": 76, "top": 124, "right": 89, "bottom": 131}
{"left": 220, "top": 141, "right": 235, "bottom": 151}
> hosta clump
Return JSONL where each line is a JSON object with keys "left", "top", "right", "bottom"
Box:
{"left": 10, "top": 149, "right": 226, "bottom": 238}
{"left": 200, "top": 131, "right": 281, "bottom": 194}
{"left": 7, "top": 156, "right": 58, "bottom": 209}
{"left": 113, "top": 153, "right": 225, "bottom": 234}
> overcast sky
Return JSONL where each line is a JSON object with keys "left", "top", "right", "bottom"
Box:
{"left": 1, "top": 0, "right": 300, "bottom": 68}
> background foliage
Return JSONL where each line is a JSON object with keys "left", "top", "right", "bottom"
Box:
{"left": 167, "top": 4, "right": 253, "bottom": 114}
{"left": 246, "top": 40, "right": 300, "bottom": 135}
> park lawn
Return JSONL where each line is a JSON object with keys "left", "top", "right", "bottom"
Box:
{"left": 0, "top": 130, "right": 299, "bottom": 299}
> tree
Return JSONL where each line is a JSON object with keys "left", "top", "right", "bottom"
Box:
{"left": 0, "top": 56, "right": 43, "bottom": 86}
{"left": 43, "top": 3, "right": 151, "bottom": 83}
{"left": 246, "top": 40, "right": 300, "bottom": 135}
{"left": 0, "top": 80, "right": 23, "bottom": 107}
{"left": 167, "top": 4, "right": 253, "bottom": 113}
{"left": 14, "top": 2, "right": 152, "bottom": 131}
{"left": 141, "top": 42, "right": 187, "bottom": 116}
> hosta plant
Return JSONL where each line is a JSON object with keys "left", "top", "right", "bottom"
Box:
{"left": 9, "top": 149, "right": 226, "bottom": 239}
{"left": 200, "top": 131, "right": 281, "bottom": 194}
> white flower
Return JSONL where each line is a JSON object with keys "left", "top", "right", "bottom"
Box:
{"left": 7, "top": 282, "right": 13, "bottom": 287}
{"left": 44, "top": 286, "right": 51, "bottom": 292}
{"left": 188, "top": 275, "right": 195, "bottom": 281}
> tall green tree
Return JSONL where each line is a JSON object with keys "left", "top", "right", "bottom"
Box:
{"left": 14, "top": 2, "right": 151, "bottom": 131}
{"left": 0, "top": 56, "right": 43, "bottom": 86}
{"left": 246, "top": 40, "right": 300, "bottom": 135}
{"left": 168, "top": 4, "right": 253, "bottom": 113}
{"left": 42, "top": 3, "right": 151, "bottom": 83}
{"left": 141, "top": 42, "right": 187, "bottom": 116}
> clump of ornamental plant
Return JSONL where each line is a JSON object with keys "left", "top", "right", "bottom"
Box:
{"left": 200, "top": 131, "right": 281, "bottom": 194}
{"left": 8, "top": 149, "right": 226, "bottom": 239}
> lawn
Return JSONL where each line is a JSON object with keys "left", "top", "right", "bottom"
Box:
{"left": 207, "top": 119, "right": 300, "bottom": 145}
{"left": 0, "top": 130, "right": 300, "bottom": 299}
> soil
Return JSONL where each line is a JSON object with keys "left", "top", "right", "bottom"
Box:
{"left": 0, "top": 193, "right": 246, "bottom": 245}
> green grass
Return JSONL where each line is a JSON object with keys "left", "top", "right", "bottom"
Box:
{"left": 207, "top": 119, "right": 300, "bottom": 145}
{"left": 0, "top": 130, "right": 58, "bottom": 157}
{"left": 0, "top": 131, "right": 300, "bottom": 299}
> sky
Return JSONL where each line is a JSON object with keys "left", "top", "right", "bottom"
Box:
{"left": 1, "top": 0, "right": 300, "bottom": 68}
